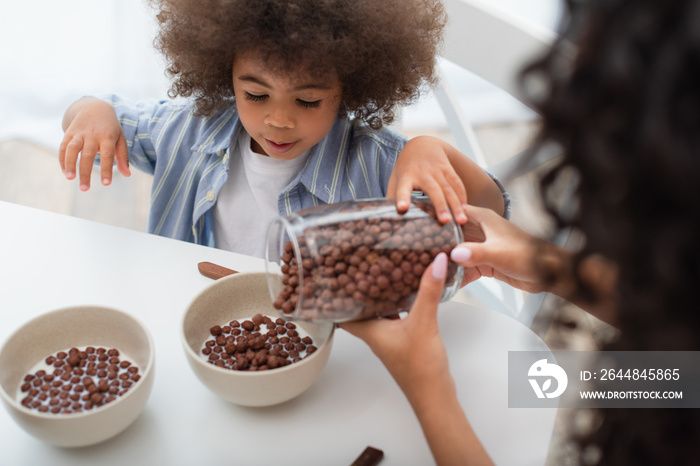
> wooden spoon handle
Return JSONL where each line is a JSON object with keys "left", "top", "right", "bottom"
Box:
{"left": 197, "top": 261, "right": 238, "bottom": 280}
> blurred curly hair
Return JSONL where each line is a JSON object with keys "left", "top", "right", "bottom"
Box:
{"left": 522, "top": 0, "right": 700, "bottom": 464}
{"left": 148, "top": 0, "right": 446, "bottom": 129}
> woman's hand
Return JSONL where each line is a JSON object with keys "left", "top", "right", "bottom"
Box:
{"left": 340, "top": 253, "right": 493, "bottom": 465}
{"left": 451, "top": 204, "right": 555, "bottom": 293}
{"left": 59, "top": 97, "right": 130, "bottom": 191}
{"left": 455, "top": 204, "right": 620, "bottom": 325}
{"left": 341, "top": 253, "right": 451, "bottom": 393}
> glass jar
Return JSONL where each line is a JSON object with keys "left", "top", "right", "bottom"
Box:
{"left": 265, "top": 196, "right": 463, "bottom": 322}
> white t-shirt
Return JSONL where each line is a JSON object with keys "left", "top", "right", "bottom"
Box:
{"left": 213, "top": 131, "right": 309, "bottom": 258}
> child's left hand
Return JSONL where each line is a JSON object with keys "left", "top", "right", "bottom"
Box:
{"left": 387, "top": 136, "right": 468, "bottom": 225}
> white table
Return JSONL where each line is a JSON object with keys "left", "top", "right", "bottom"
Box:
{"left": 0, "top": 201, "right": 556, "bottom": 465}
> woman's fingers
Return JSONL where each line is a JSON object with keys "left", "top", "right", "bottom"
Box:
{"left": 340, "top": 253, "right": 449, "bottom": 341}
{"left": 408, "top": 252, "right": 447, "bottom": 326}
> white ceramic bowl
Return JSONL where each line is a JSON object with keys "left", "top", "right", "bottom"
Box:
{"left": 0, "top": 305, "right": 155, "bottom": 447}
{"left": 182, "top": 272, "right": 334, "bottom": 407}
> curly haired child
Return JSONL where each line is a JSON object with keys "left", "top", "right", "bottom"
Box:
{"left": 58, "top": 0, "right": 508, "bottom": 257}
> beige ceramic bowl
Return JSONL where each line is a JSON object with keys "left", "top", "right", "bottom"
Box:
{"left": 0, "top": 306, "right": 155, "bottom": 447}
{"left": 182, "top": 272, "right": 334, "bottom": 407}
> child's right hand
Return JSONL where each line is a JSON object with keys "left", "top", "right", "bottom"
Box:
{"left": 59, "top": 97, "right": 131, "bottom": 191}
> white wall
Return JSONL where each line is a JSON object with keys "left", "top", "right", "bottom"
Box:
{"left": 0, "top": 1, "right": 169, "bottom": 148}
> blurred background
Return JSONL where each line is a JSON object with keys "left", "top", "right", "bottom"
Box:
{"left": 0, "top": 0, "right": 562, "bottom": 147}
{"left": 1, "top": 2, "right": 619, "bottom": 462}
{"left": 1, "top": 0, "right": 608, "bottom": 354}
{"left": 0, "top": 0, "right": 564, "bottom": 230}
{"left": 0, "top": 0, "right": 565, "bottom": 219}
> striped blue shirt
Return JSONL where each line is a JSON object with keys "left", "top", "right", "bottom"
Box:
{"left": 100, "top": 94, "right": 510, "bottom": 247}
{"left": 101, "top": 94, "right": 408, "bottom": 247}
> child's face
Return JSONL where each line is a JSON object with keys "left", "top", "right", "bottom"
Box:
{"left": 232, "top": 55, "right": 342, "bottom": 160}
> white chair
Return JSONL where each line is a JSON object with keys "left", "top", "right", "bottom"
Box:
{"left": 434, "top": 0, "right": 568, "bottom": 326}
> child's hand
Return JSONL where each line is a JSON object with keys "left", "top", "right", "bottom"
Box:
{"left": 388, "top": 136, "right": 468, "bottom": 225}
{"left": 59, "top": 97, "right": 130, "bottom": 191}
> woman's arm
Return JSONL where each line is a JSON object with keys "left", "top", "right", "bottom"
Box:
{"left": 341, "top": 254, "right": 494, "bottom": 465}
{"left": 406, "top": 373, "right": 493, "bottom": 466}
{"left": 453, "top": 204, "right": 619, "bottom": 325}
